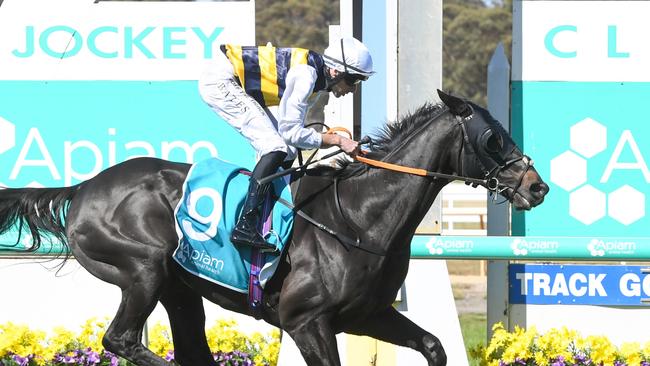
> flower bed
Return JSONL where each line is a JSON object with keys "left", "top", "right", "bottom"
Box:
{"left": 470, "top": 323, "right": 650, "bottom": 366}
{"left": 0, "top": 318, "right": 279, "bottom": 366}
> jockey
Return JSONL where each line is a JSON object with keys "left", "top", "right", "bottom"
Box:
{"left": 198, "top": 36, "right": 374, "bottom": 251}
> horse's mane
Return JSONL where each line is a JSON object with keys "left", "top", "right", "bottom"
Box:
{"left": 310, "top": 102, "right": 447, "bottom": 179}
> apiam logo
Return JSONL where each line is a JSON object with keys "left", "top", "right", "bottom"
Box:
{"left": 0, "top": 116, "right": 218, "bottom": 187}
{"left": 511, "top": 238, "right": 560, "bottom": 256}
{"left": 550, "top": 118, "right": 647, "bottom": 226}
{"left": 425, "top": 238, "right": 474, "bottom": 255}
{"left": 586, "top": 238, "right": 637, "bottom": 257}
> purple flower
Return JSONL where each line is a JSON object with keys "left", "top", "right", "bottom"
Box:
{"left": 11, "top": 354, "right": 29, "bottom": 366}
{"left": 164, "top": 350, "right": 175, "bottom": 362}
{"left": 101, "top": 350, "right": 120, "bottom": 366}
{"left": 86, "top": 350, "right": 101, "bottom": 364}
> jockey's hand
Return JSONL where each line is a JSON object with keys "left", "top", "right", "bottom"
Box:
{"left": 321, "top": 133, "right": 360, "bottom": 158}
{"left": 338, "top": 136, "right": 360, "bottom": 158}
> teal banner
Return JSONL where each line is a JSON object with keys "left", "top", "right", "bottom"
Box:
{"left": 410, "top": 235, "right": 650, "bottom": 261}
{"left": 0, "top": 81, "right": 255, "bottom": 251}
{"left": 512, "top": 81, "right": 650, "bottom": 237}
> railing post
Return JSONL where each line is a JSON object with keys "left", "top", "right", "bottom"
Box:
{"left": 487, "top": 42, "right": 511, "bottom": 339}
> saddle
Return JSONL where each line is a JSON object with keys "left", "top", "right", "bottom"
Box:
{"left": 172, "top": 158, "right": 294, "bottom": 317}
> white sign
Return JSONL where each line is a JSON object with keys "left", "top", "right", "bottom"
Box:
{"left": 513, "top": 1, "right": 650, "bottom": 82}
{"left": 0, "top": 0, "right": 254, "bottom": 80}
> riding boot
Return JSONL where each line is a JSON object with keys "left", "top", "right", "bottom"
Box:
{"left": 230, "top": 151, "right": 287, "bottom": 251}
{"left": 230, "top": 179, "right": 275, "bottom": 251}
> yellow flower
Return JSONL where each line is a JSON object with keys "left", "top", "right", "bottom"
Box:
{"left": 77, "top": 317, "right": 108, "bottom": 352}
{"left": 0, "top": 317, "right": 282, "bottom": 365}
{"left": 42, "top": 326, "right": 76, "bottom": 361}
{"left": 620, "top": 341, "right": 642, "bottom": 366}
{"left": 147, "top": 323, "right": 174, "bottom": 358}
{"left": 642, "top": 341, "right": 650, "bottom": 359}
{"left": 536, "top": 327, "right": 574, "bottom": 363}
{"left": 585, "top": 335, "right": 617, "bottom": 365}
{"left": 485, "top": 322, "right": 515, "bottom": 361}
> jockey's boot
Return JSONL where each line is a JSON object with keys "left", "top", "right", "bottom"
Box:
{"left": 230, "top": 179, "right": 275, "bottom": 251}
{"left": 230, "top": 151, "right": 287, "bottom": 251}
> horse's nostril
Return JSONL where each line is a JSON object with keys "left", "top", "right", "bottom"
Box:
{"left": 530, "top": 182, "right": 549, "bottom": 196}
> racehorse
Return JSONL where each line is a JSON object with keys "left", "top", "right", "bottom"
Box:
{"left": 0, "top": 90, "right": 548, "bottom": 366}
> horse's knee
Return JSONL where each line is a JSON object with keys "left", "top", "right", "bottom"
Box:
{"left": 102, "top": 333, "right": 124, "bottom": 356}
{"left": 422, "top": 334, "right": 446, "bottom": 366}
{"left": 102, "top": 329, "right": 140, "bottom": 358}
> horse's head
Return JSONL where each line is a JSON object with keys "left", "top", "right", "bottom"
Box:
{"left": 437, "top": 89, "right": 549, "bottom": 210}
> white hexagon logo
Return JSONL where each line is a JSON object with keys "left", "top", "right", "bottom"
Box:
{"left": 0, "top": 116, "right": 16, "bottom": 154}
{"left": 570, "top": 118, "right": 607, "bottom": 158}
{"left": 608, "top": 185, "right": 645, "bottom": 225}
{"left": 550, "top": 151, "right": 587, "bottom": 191}
{"left": 569, "top": 185, "right": 606, "bottom": 225}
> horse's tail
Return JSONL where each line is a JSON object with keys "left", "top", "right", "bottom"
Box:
{"left": 0, "top": 185, "right": 81, "bottom": 255}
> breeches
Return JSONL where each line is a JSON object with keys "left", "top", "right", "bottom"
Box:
{"left": 198, "top": 51, "right": 295, "bottom": 159}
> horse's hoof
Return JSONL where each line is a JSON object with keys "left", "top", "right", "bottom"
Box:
{"left": 423, "top": 334, "right": 447, "bottom": 366}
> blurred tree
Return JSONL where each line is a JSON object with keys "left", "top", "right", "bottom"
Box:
{"left": 443, "top": 0, "right": 512, "bottom": 107}
{"left": 255, "top": 0, "right": 339, "bottom": 52}
{"left": 255, "top": 0, "right": 340, "bottom": 126}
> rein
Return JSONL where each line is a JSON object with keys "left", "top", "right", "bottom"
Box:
{"left": 354, "top": 110, "right": 533, "bottom": 196}
{"left": 270, "top": 107, "right": 534, "bottom": 256}
{"left": 355, "top": 155, "right": 490, "bottom": 188}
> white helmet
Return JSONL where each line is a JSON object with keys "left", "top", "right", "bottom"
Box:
{"left": 323, "top": 37, "right": 374, "bottom": 80}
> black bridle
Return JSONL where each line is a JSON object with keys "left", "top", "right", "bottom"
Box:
{"left": 270, "top": 105, "right": 534, "bottom": 256}
{"left": 452, "top": 106, "right": 534, "bottom": 202}
{"left": 359, "top": 105, "right": 534, "bottom": 200}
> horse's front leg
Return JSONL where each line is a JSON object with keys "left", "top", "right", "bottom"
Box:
{"left": 283, "top": 315, "right": 341, "bottom": 366}
{"left": 345, "top": 307, "right": 447, "bottom": 366}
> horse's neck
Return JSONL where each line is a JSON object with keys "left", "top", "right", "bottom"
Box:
{"left": 348, "top": 116, "right": 461, "bottom": 252}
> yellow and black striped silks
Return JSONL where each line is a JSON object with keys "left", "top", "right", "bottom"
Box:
{"left": 220, "top": 45, "right": 326, "bottom": 108}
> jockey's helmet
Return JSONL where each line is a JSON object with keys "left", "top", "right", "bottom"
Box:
{"left": 323, "top": 37, "right": 374, "bottom": 83}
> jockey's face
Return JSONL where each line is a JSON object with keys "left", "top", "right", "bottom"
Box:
{"left": 329, "top": 69, "right": 358, "bottom": 98}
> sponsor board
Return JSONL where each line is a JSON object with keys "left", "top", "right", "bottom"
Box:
{"left": 509, "top": 264, "right": 650, "bottom": 306}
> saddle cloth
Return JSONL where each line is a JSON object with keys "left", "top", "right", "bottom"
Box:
{"left": 172, "top": 157, "right": 293, "bottom": 293}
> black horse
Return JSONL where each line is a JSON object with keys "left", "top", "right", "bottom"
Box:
{"left": 0, "top": 91, "right": 548, "bottom": 366}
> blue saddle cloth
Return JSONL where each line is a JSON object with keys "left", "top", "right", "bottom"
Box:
{"left": 172, "top": 158, "right": 293, "bottom": 293}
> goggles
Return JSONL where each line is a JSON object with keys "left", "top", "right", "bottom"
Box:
{"left": 343, "top": 73, "right": 368, "bottom": 85}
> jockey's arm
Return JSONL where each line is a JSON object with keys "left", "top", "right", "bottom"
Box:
{"left": 278, "top": 65, "right": 359, "bottom": 157}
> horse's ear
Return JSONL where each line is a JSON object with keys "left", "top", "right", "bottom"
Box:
{"left": 437, "top": 89, "right": 472, "bottom": 118}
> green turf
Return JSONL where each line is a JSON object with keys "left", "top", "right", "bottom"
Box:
{"left": 459, "top": 312, "right": 487, "bottom": 366}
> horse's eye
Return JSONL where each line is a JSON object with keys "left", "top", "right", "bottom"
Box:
{"left": 483, "top": 130, "right": 503, "bottom": 154}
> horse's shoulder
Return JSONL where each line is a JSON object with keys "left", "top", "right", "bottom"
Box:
{"left": 290, "top": 167, "right": 339, "bottom": 202}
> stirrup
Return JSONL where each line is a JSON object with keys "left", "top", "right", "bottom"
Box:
{"left": 231, "top": 235, "right": 277, "bottom": 252}
{"left": 230, "top": 226, "right": 277, "bottom": 252}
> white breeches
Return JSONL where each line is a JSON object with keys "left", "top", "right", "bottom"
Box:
{"left": 198, "top": 51, "right": 295, "bottom": 159}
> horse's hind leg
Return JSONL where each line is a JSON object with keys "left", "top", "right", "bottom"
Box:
{"left": 159, "top": 274, "right": 217, "bottom": 366}
{"left": 345, "top": 307, "right": 447, "bottom": 366}
{"left": 102, "top": 279, "right": 170, "bottom": 366}
{"left": 284, "top": 316, "right": 341, "bottom": 366}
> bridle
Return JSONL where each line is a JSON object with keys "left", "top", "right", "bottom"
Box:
{"left": 355, "top": 106, "right": 534, "bottom": 201}
{"left": 272, "top": 105, "right": 535, "bottom": 256}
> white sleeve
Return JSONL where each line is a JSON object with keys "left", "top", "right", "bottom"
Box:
{"left": 277, "top": 64, "right": 323, "bottom": 150}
